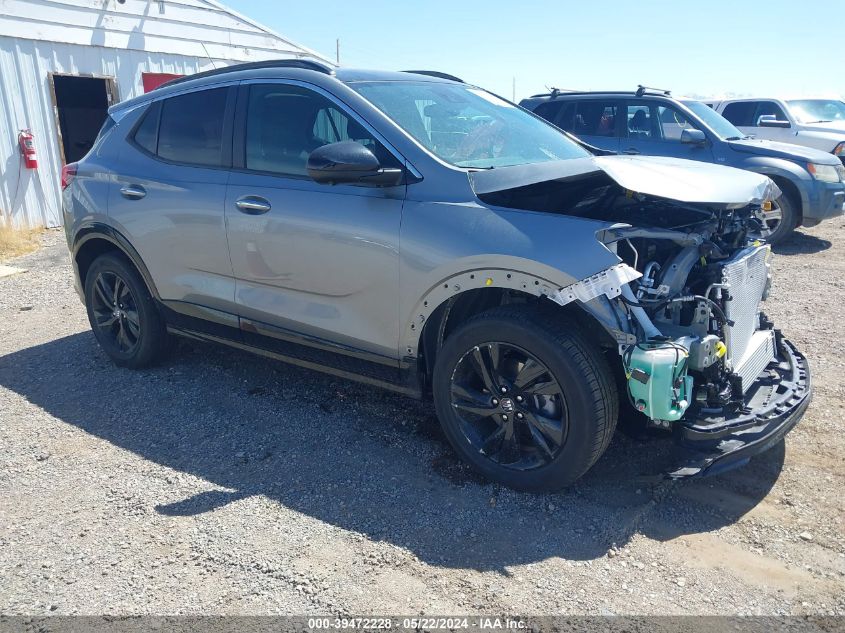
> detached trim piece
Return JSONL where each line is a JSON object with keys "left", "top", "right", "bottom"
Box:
{"left": 549, "top": 264, "right": 641, "bottom": 307}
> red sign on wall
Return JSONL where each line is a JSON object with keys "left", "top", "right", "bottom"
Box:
{"left": 142, "top": 72, "right": 184, "bottom": 93}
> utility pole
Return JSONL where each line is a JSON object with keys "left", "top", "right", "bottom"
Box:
{"left": 336, "top": 39, "right": 340, "bottom": 65}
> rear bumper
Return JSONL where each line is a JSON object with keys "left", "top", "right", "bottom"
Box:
{"left": 667, "top": 336, "right": 810, "bottom": 478}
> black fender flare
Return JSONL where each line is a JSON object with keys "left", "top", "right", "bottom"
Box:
{"left": 72, "top": 223, "right": 161, "bottom": 300}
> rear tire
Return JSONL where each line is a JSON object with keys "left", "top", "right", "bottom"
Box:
{"left": 432, "top": 306, "right": 618, "bottom": 491}
{"left": 84, "top": 253, "right": 168, "bottom": 369}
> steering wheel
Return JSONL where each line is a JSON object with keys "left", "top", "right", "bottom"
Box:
{"left": 455, "top": 119, "right": 508, "bottom": 162}
{"left": 672, "top": 111, "right": 690, "bottom": 129}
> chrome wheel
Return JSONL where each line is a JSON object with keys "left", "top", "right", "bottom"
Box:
{"left": 449, "top": 342, "right": 568, "bottom": 471}
{"left": 760, "top": 203, "right": 783, "bottom": 237}
{"left": 91, "top": 271, "right": 141, "bottom": 354}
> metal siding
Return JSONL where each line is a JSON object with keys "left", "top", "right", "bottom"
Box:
{"left": 0, "top": 0, "right": 331, "bottom": 228}
{"left": 0, "top": 37, "right": 230, "bottom": 227}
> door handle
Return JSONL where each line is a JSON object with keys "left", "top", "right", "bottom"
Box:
{"left": 623, "top": 148, "right": 641, "bottom": 155}
{"left": 120, "top": 185, "right": 146, "bottom": 200}
{"left": 235, "top": 196, "right": 271, "bottom": 215}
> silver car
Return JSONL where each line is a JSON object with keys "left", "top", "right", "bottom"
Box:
{"left": 62, "top": 60, "right": 811, "bottom": 491}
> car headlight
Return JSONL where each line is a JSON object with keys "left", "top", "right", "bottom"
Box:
{"left": 834, "top": 141, "right": 845, "bottom": 156}
{"left": 807, "top": 162, "right": 842, "bottom": 183}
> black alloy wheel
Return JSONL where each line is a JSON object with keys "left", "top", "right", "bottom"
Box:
{"left": 432, "top": 306, "right": 618, "bottom": 491}
{"left": 91, "top": 270, "right": 142, "bottom": 354}
{"left": 84, "top": 252, "right": 169, "bottom": 368}
{"left": 449, "top": 342, "right": 568, "bottom": 471}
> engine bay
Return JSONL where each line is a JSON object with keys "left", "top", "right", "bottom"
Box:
{"left": 479, "top": 173, "right": 778, "bottom": 427}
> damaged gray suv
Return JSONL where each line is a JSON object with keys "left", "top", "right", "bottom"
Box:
{"left": 63, "top": 60, "right": 810, "bottom": 491}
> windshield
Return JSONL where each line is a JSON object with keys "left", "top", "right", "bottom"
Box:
{"left": 681, "top": 100, "right": 746, "bottom": 140}
{"left": 349, "top": 81, "right": 590, "bottom": 168}
{"left": 786, "top": 99, "right": 845, "bottom": 124}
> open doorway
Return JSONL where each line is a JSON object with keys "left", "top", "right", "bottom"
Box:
{"left": 49, "top": 74, "right": 118, "bottom": 164}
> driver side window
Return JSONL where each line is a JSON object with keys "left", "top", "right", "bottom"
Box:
{"left": 245, "top": 84, "right": 398, "bottom": 177}
{"left": 754, "top": 101, "right": 788, "bottom": 126}
{"left": 656, "top": 105, "right": 701, "bottom": 142}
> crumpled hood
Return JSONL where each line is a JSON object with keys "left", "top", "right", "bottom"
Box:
{"left": 728, "top": 138, "right": 840, "bottom": 163}
{"left": 592, "top": 156, "right": 779, "bottom": 207}
{"left": 469, "top": 155, "right": 780, "bottom": 208}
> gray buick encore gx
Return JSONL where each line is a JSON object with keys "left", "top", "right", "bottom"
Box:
{"left": 62, "top": 60, "right": 810, "bottom": 491}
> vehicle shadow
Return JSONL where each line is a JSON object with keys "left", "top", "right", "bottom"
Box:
{"left": 773, "top": 229, "right": 832, "bottom": 256}
{"left": 0, "top": 332, "right": 786, "bottom": 572}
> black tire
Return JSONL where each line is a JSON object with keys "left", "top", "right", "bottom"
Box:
{"left": 764, "top": 193, "right": 799, "bottom": 245}
{"left": 84, "top": 252, "right": 168, "bottom": 369}
{"left": 432, "top": 306, "right": 618, "bottom": 491}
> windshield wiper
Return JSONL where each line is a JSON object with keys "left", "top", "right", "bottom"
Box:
{"left": 725, "top": 136, "right": 743, "bottom": 141}
{"left": 806, "top": 119, "right": 833, "bottom": 123}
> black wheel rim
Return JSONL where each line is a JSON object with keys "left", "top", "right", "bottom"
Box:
{"left": 91, "top": 271, "right": 141, "bottom": 354}
{"left": 449, "top": 342, "right": 569, "bottom": 471}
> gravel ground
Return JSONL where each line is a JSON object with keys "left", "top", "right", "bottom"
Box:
{"left": 0, "top": 224, "right": 843, "bottom": 617}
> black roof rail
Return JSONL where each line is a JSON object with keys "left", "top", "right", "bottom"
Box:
{"left": 528, "top": 87, "right": 578, "bottom": 99}
{"left": 635, "top": 84, "right": 671, "bottom": 97}
{"left": 156, "top": 59, "right": 335, "bottom": 90}
{"left": 402, "top": 70, "right": 464, "bottom": 83}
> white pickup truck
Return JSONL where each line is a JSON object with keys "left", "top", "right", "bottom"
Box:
{"left": 705, "top": 98, "right": 845, "bottom": 166}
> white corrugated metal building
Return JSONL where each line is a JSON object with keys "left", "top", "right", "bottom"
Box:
{"left": 0, "top": 0, "right": 331, "bottom": 228}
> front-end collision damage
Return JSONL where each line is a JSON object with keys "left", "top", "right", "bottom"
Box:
{"left": 468, "top": 155, "right": 808, "bottom": 479}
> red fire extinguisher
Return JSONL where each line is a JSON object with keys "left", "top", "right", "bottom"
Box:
{"left": 18, "top": 129, "right": 38, "bottom": 169}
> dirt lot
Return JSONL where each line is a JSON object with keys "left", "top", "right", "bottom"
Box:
{"left": 1, "top": 224, "right": 843, "bottom": 617}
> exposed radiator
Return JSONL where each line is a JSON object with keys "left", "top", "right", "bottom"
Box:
{"left": 721, "top": 245, "right": 774, "bottom": 391}
{"left": 734, "top": 329, "right": 777, "bottom": 392}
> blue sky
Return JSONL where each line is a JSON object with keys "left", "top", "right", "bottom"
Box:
{"left": 226, "top": 0, "right": 844, "bottom": 102}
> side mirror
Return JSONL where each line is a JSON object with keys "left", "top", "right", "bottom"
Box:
{"left": 307, "top": 141, "right": 403, "bottom": 187}
{"left": 680, "top": 128, "right": 707, "bottom": 145}
{"left": 757, "top": 114, "right": 791, "bottom": 128}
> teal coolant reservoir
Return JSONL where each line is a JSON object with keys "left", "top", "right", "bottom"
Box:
{"left": 624, "top": 340, "right": 693, "bottom": 423}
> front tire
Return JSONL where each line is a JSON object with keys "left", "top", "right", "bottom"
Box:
{"left": 763, "top": 193, "right": 798, "bottom": 245}
{"left": 84, "top": 253, "right": 168, "bottom": 369}
{"left": 432, "top": 307, "right": 618, "bottom": 491}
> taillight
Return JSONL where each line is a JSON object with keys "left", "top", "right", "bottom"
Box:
{"left": 61, "top": 162, "right": 78, "bottom": 190}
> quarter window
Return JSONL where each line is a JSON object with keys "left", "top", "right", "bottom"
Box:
{"left": 157, "top": 87, "right": 228, "bottom": 166}
{"left": 245, "top": 84, "right": 397, "bottom": 177}
{"left": 133, "top": 101, "right": 160, "bottom": 154}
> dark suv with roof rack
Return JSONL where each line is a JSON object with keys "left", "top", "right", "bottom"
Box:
{"left": 62, "top": 62, "right": 810, "bottom": 490}
{"left": 521, "top": 87, "right": 845, "bottom": 243}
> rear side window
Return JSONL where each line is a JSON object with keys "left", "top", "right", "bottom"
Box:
{"left": 626, "top": 104, "right": 653, "bottom": 138}
{"left": 564, "top": 100, "right": 618, "bottom": 137}
{"left": 721, "top": 102, "right": 757, "bottom": 126}
{"left": 157, "top": 88, "right": 228, "bottom": 166}
{"left": 133, "top": 101, "right": 160, "bottom": 154}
